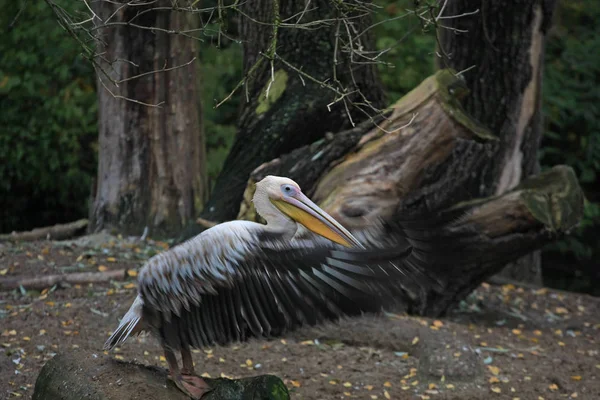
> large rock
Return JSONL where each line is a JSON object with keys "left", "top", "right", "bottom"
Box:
{"left": 33, "top": 350, "right": 289, "bottom": 400}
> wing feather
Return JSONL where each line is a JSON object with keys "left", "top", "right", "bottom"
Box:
{"left": 137, "top": 220, "right": 444, "bottom": 351}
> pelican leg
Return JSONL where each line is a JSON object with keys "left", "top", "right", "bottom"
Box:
{"left": 165, "top": 349, "right": 210, "bottom": 399}
{"left": 180, "top": 345, "right": 195, "bottom": 375}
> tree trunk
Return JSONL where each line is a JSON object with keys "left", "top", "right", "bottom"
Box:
{"left": 438, "top": 0, "right": 557, "bottom": 284}
{"left": 200, "top": 0, "right": 386, "bottom": 223}
{"left": 90, "top": 1, "right": 207, "bottom": 237}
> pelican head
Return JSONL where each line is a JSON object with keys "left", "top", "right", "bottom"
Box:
{"left": 253, "top": 176, "right": 364, "bottom": 248}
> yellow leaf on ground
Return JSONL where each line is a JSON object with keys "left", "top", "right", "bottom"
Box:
{"left": 290, "top": 380, "right": 301, "bottom": 388}
{"left": 412, "top": 336, "right": 420, "bottom": 345}
{"left": 107, "top": 257, "right": 117, "bottom": 262}
{"left": 488, "top": 366, "right": 500, "bottom": 375}
{"left": 549, "top": 384, "right": 559, "bottom": 391}
{"left": 491, "top": 387, "right": 501, "bottom": 393}
{"left": 126, "top": 269, "right": 138, "bottom": 277}
{"left": 98, "top": 265, "right": 108, "bottom": 272}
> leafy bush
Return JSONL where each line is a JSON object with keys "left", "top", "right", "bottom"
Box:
{"left": 539, "top": 0, "right": 600, "bottom": 291}
{"left": 0, "top": 0, "right": 97, "bottom": 232}
{"left": 198, "top": 32, "right": 242, "bottom": 189}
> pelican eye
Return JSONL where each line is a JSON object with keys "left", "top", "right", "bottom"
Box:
{"left": 281, "top": 184, "right": 296, "bottom": 196}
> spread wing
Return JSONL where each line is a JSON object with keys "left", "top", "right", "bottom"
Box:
{"left": 137, "top": 222, "right": 442, "bottom": 350}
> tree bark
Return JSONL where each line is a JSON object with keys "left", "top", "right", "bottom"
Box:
{"left": 437, "top": 0, "right": 557, "bottom": 284}
{"left": 90, "top": 1, "right": 207, "bottom": 237}
{"left": 200, "top": 0, "right": 386, "bottom": 224}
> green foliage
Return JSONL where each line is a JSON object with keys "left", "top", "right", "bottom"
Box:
{"left": 198, "top": 30, "right": 242, "bottom": 189}
{"left": 540, "top": 0, "right": 600, "bottom": 265}
{"left": 373, "top": 1, "right": 437, "bottom": 101}
{"left": 0, "top": 0, "right": 97, "bottom": 232}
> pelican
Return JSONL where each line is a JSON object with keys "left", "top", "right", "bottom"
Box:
{"left": 104, "top": 176, "right": 440, "bottom": 399}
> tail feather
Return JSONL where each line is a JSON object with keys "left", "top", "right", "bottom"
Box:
{"left": 104, "top": 295, "right": 144, "bottom": 350}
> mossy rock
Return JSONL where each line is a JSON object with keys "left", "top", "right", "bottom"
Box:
{"left": 33, "top": 350, "right": 289, "bottom": 400}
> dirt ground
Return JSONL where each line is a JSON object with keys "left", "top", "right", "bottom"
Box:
{"left": 0, "top": 235, "right": 598, "bottom": 400}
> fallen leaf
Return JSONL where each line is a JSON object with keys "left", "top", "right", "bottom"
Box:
{"left": 107, "top": 257, "right": 117, "bottom": 262}
{"left": 0, "top": 269, "right": 7, "bottom": 276}
{"left": 549, "top": 384, "right": 559, "bottom": 391}
{"left": 126, "top": 269, "right": 138, "bottom": 277}
{"left": 384, "top": 390, "right": 391, "bottom": 399}
{"left": 329, "top": 380, "right": 337, "bottom": 385}
{"left": 489, "top": 377, "right": 500, "bottom": 383}
{"left": 488, "top": 365, "right": 500, "bottom": 375}
{"left": 555, "top": 307, "right": 568, "bottom": 314}
{"left": 384, "top": 381, "right": 391, "bottom": 387}
{"left": 571, "top": 375, "right": 582, "bottom": 381}
{"left": 290, "top": 380, "right": 301, "bottom": 388}
{"left": 412, "top": 336, "right": 420, "bottom": 345}
{"left": 512, "top": 329, "right": 522, "bottom": 335}
{"left": 491, "top": 386, "right": 501, "bottom": 393}
{"left": 343, "top": 382, "right": 352, "bottom": 388}
{"left": 98, "top": 265, "right": 108, "bottom": 272}
{"left": 123, "top": 283, "right": 136, "bottom": 289}
{"left": 365, "top": 385, "right": 374, "bottom": 391}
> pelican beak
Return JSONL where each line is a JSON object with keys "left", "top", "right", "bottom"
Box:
{"left": 271, "top": 192, "right": 365, "bottom": 249}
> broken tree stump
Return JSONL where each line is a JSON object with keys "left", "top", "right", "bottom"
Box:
{"left": 32, "top": 350, "right": 289, "bottom": 400}
{"left": 235, "top": 70, "right": 584, "bottom": 317}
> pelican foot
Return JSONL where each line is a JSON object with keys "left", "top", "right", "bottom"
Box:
{"left": 169, "top": 374, "right": 211, "bottom": 399}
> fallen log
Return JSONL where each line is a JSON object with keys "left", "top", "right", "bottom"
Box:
{"left": 0, "top": 219, "right": 88, "bottom": 242}
{"left": 0, "top": 269, "right": 127, "bottom": 291}
{"left": 33, "top": 351, "right": 289, "bottom": 400}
